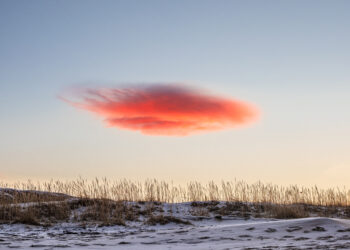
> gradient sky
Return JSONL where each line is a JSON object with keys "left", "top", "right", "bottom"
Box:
{"left": 1, "top": 0, "right": 349, "bottom": 188}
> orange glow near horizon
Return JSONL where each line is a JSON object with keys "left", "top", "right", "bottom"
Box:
{"left": 61, "top": 84, "right": 260, "bottom": 136}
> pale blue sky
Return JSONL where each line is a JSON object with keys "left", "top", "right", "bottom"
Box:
{"left": 1, "top": 1, "right": 349, "bottom": 187}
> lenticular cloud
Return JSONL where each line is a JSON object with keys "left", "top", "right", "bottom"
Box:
{"left": 61, "top": 84, "right": 259, "bottom": 136}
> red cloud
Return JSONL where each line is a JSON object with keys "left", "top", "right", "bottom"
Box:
{"left": 61, "top": 84, "right": 259, "bottom": 136}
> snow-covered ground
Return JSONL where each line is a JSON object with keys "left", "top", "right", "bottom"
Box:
{"left": 1, "top": 216, "right": 350, "bottom": 249}
{"left": 1, "top": 191, "right": 349, "bottom": 249}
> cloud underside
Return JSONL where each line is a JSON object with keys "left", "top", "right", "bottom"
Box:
{"left": 62, "top": 84, "right": 259, "bottom": 136}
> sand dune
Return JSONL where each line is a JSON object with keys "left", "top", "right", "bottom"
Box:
{"left": 1, "top": 214, "right": 349, "bottom": 249}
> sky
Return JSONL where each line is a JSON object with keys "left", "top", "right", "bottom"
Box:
{"left": 0, "top": 0, "right": 349, "bottom": 188}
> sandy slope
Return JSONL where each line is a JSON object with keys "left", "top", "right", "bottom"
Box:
{"left": 1, "top": 217, "right": 349, "bottom": 249}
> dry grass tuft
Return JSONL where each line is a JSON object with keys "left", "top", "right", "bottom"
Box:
{"left": 268, "top": 204, "right": 309, "bottom": 219}
{"left": 146, "top": 215, "right": 192, "bottom": 225}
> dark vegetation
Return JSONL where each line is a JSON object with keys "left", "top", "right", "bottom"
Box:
{"left": 1, "top": 196, "right": 349, "bottom": 227}
{"left": 0, "top": 179, "right": 349, "bottom": 226}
